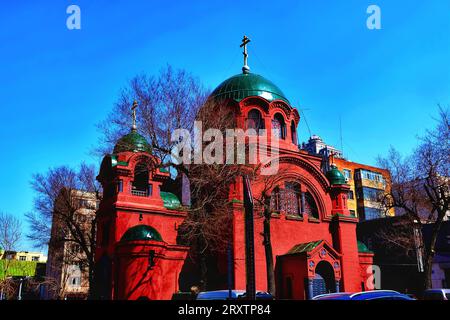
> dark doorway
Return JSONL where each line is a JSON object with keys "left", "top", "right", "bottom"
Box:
{"left": 312, "top": 261, "right": 335, "bottom": 297}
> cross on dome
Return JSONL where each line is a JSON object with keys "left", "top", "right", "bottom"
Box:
{"left": 240, "top": 35, "right": 251, "bottom": 74}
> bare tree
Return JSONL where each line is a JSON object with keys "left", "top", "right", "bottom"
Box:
{"left": 97, "top": 65, "right": 208, "bottom": 162}
{"left": 98, "top": 66, "right": 253, "bottom": 290}
{"left": 0, "top": 212, "right": 22, "bottom": 286}
{"left": 26, "top": 163, "right": 101, "bottom": 299}
{"left": 251, "top": 173, "right": 278, "bottom": 296}
{"left": 377, "top": 107, "right": 450, "bottom": 290}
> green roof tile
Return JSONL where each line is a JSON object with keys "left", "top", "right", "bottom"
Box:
{"left": 287, "top": 240, "right": 323, "bottom": 254}
{"left": 113, "top": 129, "right": 152, "bottom": 154}
{"left": 211, "top": 73, "right": 289, "bottom": 103}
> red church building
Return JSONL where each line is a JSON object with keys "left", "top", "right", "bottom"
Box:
{"left": 94, "top": 41, "right": 374, "bottom": 300}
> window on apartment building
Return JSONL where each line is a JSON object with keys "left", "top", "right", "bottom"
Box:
{"left": 19, "top": 256, "right": 26, "bottom": 261}
{"left": 32, "top": 256, "right": 40, "bottom": 262}
{"left": 348, "top": 191, "right": 354, "bottom": 200}
{"left": 349, "top": 210, "right": 356, "bottom": 217}
{"left": 78, "top": 199, "right": 96, "bottom": 210}
{"left": 70, "top": 276, "right": 81, "bottom": 287}
{"left": 362, "top": 187, "right": 383, "bottom": 202}
{"left": 78, "top": 199, "right": 89, "bottom": 208}
{"left": 364, "top": 208, "right": 384, "bottom": 220}
{"left": 359, "top": 170, "right": 384, "bottom": 183}
{"left": 343, "top": 169, "right": 352, "bottom": 181}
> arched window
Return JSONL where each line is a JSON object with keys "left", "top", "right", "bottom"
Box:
{"left": 270, "top": 187, "right": 282, "bottom": 212}
{"left": 304, "top": 192, "right": 319, "bottom": 219}
{"left": 291, "top": 121, "right": 297, "bottom": 144}
{"left": 272, "top": 113, "right": 286, "bottom": 139}
{"left": 285, "top": 182, "right": 301, "bottom": 216}
{"left": 247, "top": 109, "right": 265, "bottom": 134}
{"left": 132, "top": 162, "right": 151, "bottom": 197}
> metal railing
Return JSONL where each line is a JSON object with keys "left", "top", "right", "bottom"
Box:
{"left": 131, "top": 189, "right": 148, "bottom": 197}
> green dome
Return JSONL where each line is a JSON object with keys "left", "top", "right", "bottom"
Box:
{"left": 160, "top": 192, "right": 181, "bottom": 210}
{"left": 120, "top": 225, "right": 163, "bottom": 242}
{"left": 113, "top": 129, "right": 152, "bottom": 154}
{"left": 211, "top": 73, "right": 289, "bottom": 104}
{"left": 326, "top": 165, "right": 347, "bottom": 185}
{"left": 357, "top": 241, "right": 373, "bottom": 253}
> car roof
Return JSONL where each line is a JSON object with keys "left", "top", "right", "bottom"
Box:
{"left": 313, "top": 290, "right": 407, "bottom": 300}
{"left": 349, "top": 290, "right": 404, "bottom": 300}
{"left": 312, "top": 293, "right": 353, "bottom": 300}
{"left": 197, "top": 290, "right": 244, "bottom": 299}
{"left": 196, "top": 290, "right": 271, "bottom": 300}
{"left": 424, "top": 289, "right": 450, "bottom": 292}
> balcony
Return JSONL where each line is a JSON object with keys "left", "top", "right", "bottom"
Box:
{"left": 131, "top": 189, "right": 148, "bottom": 197}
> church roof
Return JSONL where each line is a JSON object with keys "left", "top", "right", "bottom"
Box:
{"left": 210, "top": 72, "right": 289, "bottom": 104}
{"left": 113, "top": 129, "right": 152, "bottom": 154}
{"left": 120, "top": 225, "right": 163, "bottom": 242}
{"left": 287, "top": 240, "right": 323, "bottom": 254}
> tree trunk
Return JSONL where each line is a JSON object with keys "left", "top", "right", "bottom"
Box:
{"left": 199, "top": 254, "right": 208, "bottom": 291}
{"left": 87, "top": 258, "right": 96, "bottom": 300}
{"left": 422, "top": 220, "right": 443, "bottom": 290}
{"left": 263, "top": 207, "right": 276, "bottom": 296}
{"left": 197, "top": 235, "right": 208, "bottom": 291}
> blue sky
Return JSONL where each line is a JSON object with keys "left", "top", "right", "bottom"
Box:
{"left": 1, "top": 1, "right": 449, "bottom": 251}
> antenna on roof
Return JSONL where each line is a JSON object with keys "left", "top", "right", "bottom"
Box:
{"left": 298, "top": 103, "right": 312, "bottom": 137}
{"left": 339, "top": 115, "right": 344, "bottom": 158}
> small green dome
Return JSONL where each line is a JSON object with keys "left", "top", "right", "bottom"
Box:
{"left": 120, "top": 225, "right": 163, "bottom": 242}
{"left": 160, "top": 192, "right": 181, "bottom": 210}
{"left": 113, "top": 129, "right": 152, "bottom": 154}
{"left": 211, "top": 73, "right": 289, "bottom": 104}
{"left": 357, "top": 241, "right": 373, "bottom": 253}
{"left": 326, "top": 165, "right": 347, "bottom": 185}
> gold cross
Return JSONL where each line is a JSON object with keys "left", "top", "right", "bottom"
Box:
{"left": 240, "top": 35, "right": 251, "bottom": 73}
{"left": 131, "top": 100, "right": 138, "bottom": 130}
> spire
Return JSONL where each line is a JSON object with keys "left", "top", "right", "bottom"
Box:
{"left": 131, "top": 100, "right": 138, "bottom": 131}
{"left": 240, "top": 35, "right": 251, "bottom": 74}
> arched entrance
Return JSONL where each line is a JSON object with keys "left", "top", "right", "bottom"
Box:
{"left": 312, "top": 261, "right": 336, "bottom": 297}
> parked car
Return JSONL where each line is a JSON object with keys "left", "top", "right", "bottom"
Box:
{"left": 422, "top": 289, "right": 450, "bottom": 300}
{"left": 196, "top": 290, "right": 273, "bottom": 300}
{"left": 312, "top": 290, "right": 415, "bottom": 300}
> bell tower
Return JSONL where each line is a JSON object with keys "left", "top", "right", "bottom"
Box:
{"left": 94, "top": 101, "right": 189, "bottom": 300}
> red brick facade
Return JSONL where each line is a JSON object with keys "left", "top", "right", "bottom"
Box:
{"left": 94, "top": 91, "right": 373, "bottom": 300}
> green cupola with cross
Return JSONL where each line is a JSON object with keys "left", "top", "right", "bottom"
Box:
{"left": 113, "top": 100, "right": 152, "bottom": 154}
{"left": 210, "top": 35, "right": 290, "bottom": 104}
